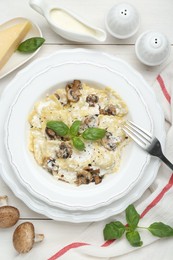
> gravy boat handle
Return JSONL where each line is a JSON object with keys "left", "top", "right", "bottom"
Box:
{"left": 29, "top": 0, "right": 48, "bottom": 16}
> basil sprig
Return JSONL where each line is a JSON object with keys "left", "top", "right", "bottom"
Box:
{"left": 82, "top": 127, "right": 106, "bottom": 140}
{"left": 46, "top": 120, "right": 106, "bottom": 151}
{"left": 46, "top": 121, "right": 69, "bottom": 136}
{"left": 17, "top": 37, "right": 45, "bottom": 53}
{"left": 103, "top": 204, "right": 173, "bottom": 247}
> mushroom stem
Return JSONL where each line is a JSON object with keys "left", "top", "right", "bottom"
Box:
{"left": 34, "top": 234, "right": 44, "bottom": 243}
{"left": 0, "top": 196, "right": 8, "bottom": 206}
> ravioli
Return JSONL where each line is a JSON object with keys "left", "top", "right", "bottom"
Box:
{"left": 28, "top": 80, "right": 129, "bottom": 185}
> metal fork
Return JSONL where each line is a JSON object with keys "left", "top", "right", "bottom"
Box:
{"left": 123, "top": 120, "right": 173, "bottom": 171}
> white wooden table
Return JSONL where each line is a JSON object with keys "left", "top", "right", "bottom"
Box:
{"left": 0, "top": 0, "right": 173, "bottom": 259}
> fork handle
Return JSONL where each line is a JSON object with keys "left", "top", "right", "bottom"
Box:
{"left": 160, "top": 155, "right": 173, "bottom": 171}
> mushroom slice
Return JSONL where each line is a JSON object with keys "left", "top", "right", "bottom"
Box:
{"left": 76, "top": 166, "right": 103, "bottom": 185}
{"left": 79, "top": 115, "right": 99, "bottom": 133}
{"left": 101, "top": 131, "right": 118, "bottom": 151}
{"left": 86, "top": 94, "right": 99, "bottom": 107}
{"left": 76, "top": 170, "right": 92, "bottom": 185}
{"left": 54, "top": 92, "right": 68, "bottom": 106}
{"left": 43, "top": 157, "right": 59, "bottom": 174}
{"left": 65, "top": 80, "right": 82, "bottom": 102}
{"left": 100, "top": 104, "right": 117, "bottom": 116}
{"left": 45, "top": 127, "right": 57, "bottom": 140}
{"left": 56, "top": 142, "right": 72, "bottom": 159}
{"left": 84, "top": 115, "right": 99, "bottom": 128}
{"left": 83, "top": 166, "right": 103, "bottom": 185}
{"left": 45, "top": 128, "right": 70, "bottom": 141}
{"left": 13, "top": 222, "right": 44, "bottom": 254}
{"left": 94, "top": 175, "right": 103, "bottom": 185}
{"left": 67, "top": 89, "right": 80, "bottom": 102}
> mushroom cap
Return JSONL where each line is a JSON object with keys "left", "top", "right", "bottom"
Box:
{"left": 13, "top": 222, "right": 35, "bottom": 253}
{"left": 0, "top": 206, "right": 20, "bottom": 228}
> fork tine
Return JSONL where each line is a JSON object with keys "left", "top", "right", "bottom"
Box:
{"left": 126, "top": 120, "right": 152, "bottom": 143}
{"left": 123, "top": 124, "right": 148, "bottom": 144}
{"left": 123, "top": 127, "right": 147, "bottom": 148}
{"left": 127, "top": 120, "right": 152, "bottom": 139}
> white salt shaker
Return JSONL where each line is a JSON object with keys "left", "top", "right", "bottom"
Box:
{"left": 135, "top": 31, "right": 171, "bottom": 66}
{"left": 105, "top": 3, "right": 140, "bottom": 39}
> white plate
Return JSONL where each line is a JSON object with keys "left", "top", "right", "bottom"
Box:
{"left": 4, "top": 49, "right": 154, "bottom": 211}
{"left": 0, "top": 50, "right": 165, "bottom": 222}
{"left": 0, "top": 17, "right": 43, "bottom": 79}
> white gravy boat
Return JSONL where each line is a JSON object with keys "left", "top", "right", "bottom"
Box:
{"left": 29, "top": 0, "right": 107, "bottom": 42}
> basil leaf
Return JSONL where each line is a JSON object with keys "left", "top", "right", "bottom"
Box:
{"left": 17, "top": 37, "right": 45, "bottom": 53}
{"left": 125, "top": 204, "right": 140, "bottom": 230}
{"left": 103, "top": 221, "right": 125, "bottom": 240}
{"left": 70, "top": 120, "right": 81, "bottom": 137}
{"left": 148, "top": 222, "right": 173, "bottom": 237}
{"left": 72, "top": 137, "right": 85, "bottom": 151}
{"left": 46, "top": 121, "right": 69, "bottom": 136}
{"left": 82, "top": 127, "right": 106, "bottom": 140}
{"left": 126, "top": 231, "right": 143, "bottom": 247}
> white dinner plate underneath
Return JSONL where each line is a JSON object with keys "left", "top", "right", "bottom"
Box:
{"left": 4, "top": 49, "right": 157, "bottom": 211}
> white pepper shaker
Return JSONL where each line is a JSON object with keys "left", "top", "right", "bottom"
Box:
{"left": 135, "top": 31, "right": 171, "bottom": 66}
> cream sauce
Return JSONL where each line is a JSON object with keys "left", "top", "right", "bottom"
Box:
{"left": 50, "top": 9, "right": 96, "bottom": 37}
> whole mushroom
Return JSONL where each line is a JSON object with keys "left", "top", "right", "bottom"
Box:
{"left": 0, "top": 196, "right": 20, "bottom": 228}
{"left": 13, "top": 222, "right": 44, "bottom": 254}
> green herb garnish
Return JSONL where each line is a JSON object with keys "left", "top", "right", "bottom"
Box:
{"left": 126, "top": 230, "right": 143, "bottom": 247}
{"left": 70, "top": 120, "right": 81, "bottom": 137}
{"left": 148, "top": 222, "right": 173, "bottom": 237}
{"left": 125, "top": 204, "right": 140, "bottom": 230}
{"left": 103, "top": 204, "right": 173, "bottom": 247}
{"left": 104, "top": 221, "right": 125, "bottom": 240}
{"left": 72, "top": 137, "right": 85, "bottom": 151}
{"left": 82, "top": 127, "right": 106, "bottom": 140}
{"left": 46, "top": 121, "right": 69, "bottom": 137}
{"left": 46, "top": 120, "right": 106, "bottom": 151}
{"left": 17, "top": 37, "right": 45, "bottom": 53}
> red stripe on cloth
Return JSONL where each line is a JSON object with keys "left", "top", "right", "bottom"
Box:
{"left": 101, "top": 239, "right": 115, "bottom": 247}
{"left": 48, "top": 242, "right": 90, "bottom": 260}
{"left": 157, "top": 75, "right": 171, "bottom": 103}
{"left": 48, "top": 175, "right": 173, "bottom": 259}
{"left": 140, "top": 174, "right": 173, "bottom": 218}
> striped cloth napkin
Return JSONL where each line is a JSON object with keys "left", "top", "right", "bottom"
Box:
{"left": 46, "top": 61, "right": 173, "bottom": 260}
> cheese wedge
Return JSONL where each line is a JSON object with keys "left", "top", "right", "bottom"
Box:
{"left": 0, "top": 20, "right": 31, "bottom": 70}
